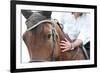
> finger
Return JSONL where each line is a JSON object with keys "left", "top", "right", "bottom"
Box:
{"left": 60, "top": 41, "right": 66, "bottom": 43}
{"left": 64, "top": 38, "right": 68, "bottom": 42}
{"left": 60, "top": 43, "right": 66, "bottom": 46}
{"left": 60, "top": 46, "right": 67, "bottom": 49}
{"left": 62, "top": 48, "right": 69, "bottom": 52}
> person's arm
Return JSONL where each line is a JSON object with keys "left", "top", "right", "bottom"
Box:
{"left": 60, "top": 38, "right": 83, "bottom": 52}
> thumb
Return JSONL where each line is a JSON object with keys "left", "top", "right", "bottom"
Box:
{"left": 64, "top": 38, "right": 68, "bottom": 42}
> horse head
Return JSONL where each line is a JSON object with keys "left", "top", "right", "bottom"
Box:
{"left": 22, "top": 10, "right": 62, "bottom": 62}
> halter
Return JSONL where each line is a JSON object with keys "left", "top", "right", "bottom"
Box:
{"left": 26, "top": 19, "right": 58, "bottom": 62}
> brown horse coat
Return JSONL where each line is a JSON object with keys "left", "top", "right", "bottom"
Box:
{"left": 22, "top": 11, "right": 86, "bottom": 62}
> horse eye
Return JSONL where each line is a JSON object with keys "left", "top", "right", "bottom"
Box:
{"left": 48, "top": 34, "right": 51, "bottom": 39}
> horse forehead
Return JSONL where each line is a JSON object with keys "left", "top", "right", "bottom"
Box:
{"left": 43, "top": 23, "right": 52, "bottom": 32}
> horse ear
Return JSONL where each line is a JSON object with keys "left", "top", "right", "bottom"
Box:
{"left": 21, "top": 10, "right": 33, "bottom": 19}
{"left": 39, "top": 11, "right": 52, "bottom": 18}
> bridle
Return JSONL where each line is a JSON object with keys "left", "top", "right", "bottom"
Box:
{"left": 26, "top": 19, "right": 58, "bottom": 62}
{"left": 26, "top": 19, "right": 87, "bottom": 62}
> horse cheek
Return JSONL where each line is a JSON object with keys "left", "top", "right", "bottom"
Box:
{"left": 55, "top": 37, "right": 61, "bottom": 60}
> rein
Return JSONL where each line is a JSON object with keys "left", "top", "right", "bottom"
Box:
{"left": 26, "top": 19, "right": 58, "bottom": 62}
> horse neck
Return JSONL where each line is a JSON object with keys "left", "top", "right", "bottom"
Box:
{"left": 56, "top": 24, "right": 72, "bottom": 42}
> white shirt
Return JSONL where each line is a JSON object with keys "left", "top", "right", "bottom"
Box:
{"left": 52, "top": 12, "right": 90, "bottom": 45}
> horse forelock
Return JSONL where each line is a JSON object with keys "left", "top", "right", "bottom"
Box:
{"left": 31, "top": 22, "right": 52, "bottom": 35}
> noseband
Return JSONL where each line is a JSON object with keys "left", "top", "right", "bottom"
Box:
{"left": 26, "top": 19, "right": 58, "bottom": 62}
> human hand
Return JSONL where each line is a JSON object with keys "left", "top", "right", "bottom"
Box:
{"left": 60, "top": 38, "right": 72, "bottom": 52}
